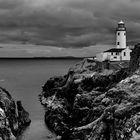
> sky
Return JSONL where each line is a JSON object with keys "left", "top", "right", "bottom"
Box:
{"left": 0, "top": 0, "right": 139, "bottom": 57}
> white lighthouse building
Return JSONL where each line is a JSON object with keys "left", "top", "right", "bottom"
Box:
{"left": 96, "top": 21, "right": 132, "bottom": 62}
{"left": 116, "top": 20, "right": 126, "bottom": 49}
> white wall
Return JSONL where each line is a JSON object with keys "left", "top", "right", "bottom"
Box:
{"left": 96, "top": 52, "right": 108, "bottom": 62}
{"left": 116, "top": 31, "right": 126, "bottom": 49}
{"left": 96, "top": 52, "right": 121, "bottom": 62}
{"left": 121, "top": 48, "right": 132, "bottom": 61}
{"left": 108, "top": 52, "right": 121, "bottom": 61}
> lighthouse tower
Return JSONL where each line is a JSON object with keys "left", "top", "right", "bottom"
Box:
{"left": 116, "top": 21, "right": 126, "bottom": 48}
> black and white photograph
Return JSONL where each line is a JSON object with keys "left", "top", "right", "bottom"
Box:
{"left": 0, "top": 0, "right": 140, "bottom": 140}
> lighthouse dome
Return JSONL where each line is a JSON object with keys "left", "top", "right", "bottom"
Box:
{"left": 119, "top": 20, "right": 124, "bottom": 24}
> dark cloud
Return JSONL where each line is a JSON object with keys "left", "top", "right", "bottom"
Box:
{"left": 0, "top": 0, "right": 139, "bottom": 47}
{"left": 0, "top": 0, "right": 22, "bottom": 9}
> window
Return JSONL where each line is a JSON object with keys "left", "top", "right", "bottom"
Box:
{"left": 116, "top": 52, "right": 119, "bottom": 55}
{"left": 124, "top": 52, "right": 126, "bottom": 56}
{"left": 117, "top": 42, "right": 120, "bottom": 45}
{"left": 114, "top": 56, "right": 117, "bottom": 59}
{"left": 111, "top": 52, "right": 113, "bottom": 55}
{"left": 118, "top": 32, "right": 120, "bottom": 36}
{"left": 124, "top": 33, "right": 126, "bottom": 36}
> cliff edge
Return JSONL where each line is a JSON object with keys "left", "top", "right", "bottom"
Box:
{"left": 40, "top": 44, "right": 140, "bottom": 140}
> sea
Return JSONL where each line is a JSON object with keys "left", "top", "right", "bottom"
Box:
{"left": 0, "top": 58, "right": 82, "bottom": 140}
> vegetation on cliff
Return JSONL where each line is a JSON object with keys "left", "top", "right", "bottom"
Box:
{"left": 40, "top": 44, "right": 140, "bottom": 140}
{"left": 0, "top": 87, "right": 31, "bottom": 140}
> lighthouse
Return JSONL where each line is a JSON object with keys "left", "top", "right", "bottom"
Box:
{"left": 116, "top": 21, "right": 126, "bottom": 48}
{"left": 96, "top": 20, "right": 132, "bottom": 62}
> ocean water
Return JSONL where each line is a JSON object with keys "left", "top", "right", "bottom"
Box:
{"left": 0, "top": 58, "right": 81, "bottom": 140}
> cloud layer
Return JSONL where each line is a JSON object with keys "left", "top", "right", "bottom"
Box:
{"left": 0, "top": 0, "right": 140, "bottom": 48}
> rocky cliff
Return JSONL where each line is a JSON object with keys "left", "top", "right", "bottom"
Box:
{"left": 40, "top": 44, "right": 140, "bottom": 140}
{"left": 129, "top": 43, "right": 140, "bottom": 73}
{"left": 0, "top": 87, "right": 31, "bottom": 140}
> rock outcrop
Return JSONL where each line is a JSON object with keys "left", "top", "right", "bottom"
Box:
{"left": 40, "top": 44, "right": 140, "bottom": 140}
{"left": 0, "top": 87, "right": 31, "bottom": 140}
{"left": 129, "top": 43, "right": 140, "bottom": 73}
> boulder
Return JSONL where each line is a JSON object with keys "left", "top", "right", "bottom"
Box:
{"left": 17, "top": 101, "right": 31, "bottom": 127}
{"left": 0, "top": 87, "right": 31, "bottom": 140}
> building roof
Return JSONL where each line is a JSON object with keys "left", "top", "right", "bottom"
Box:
{"left": 104, "top": 48, "right": 125, "bottom": 53}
